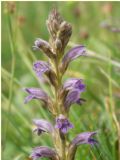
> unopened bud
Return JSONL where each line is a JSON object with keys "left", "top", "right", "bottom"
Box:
{"left": 46, "top": 9, "right": 63, "bottom": 39}
{"left": 58, "top": 21, "right": 72, "bottom": 49}
{"left": 33, "top": 38, "right": 55, "bottom": 59}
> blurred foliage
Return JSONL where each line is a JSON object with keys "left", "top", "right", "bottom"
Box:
{"left": 1, "top": 1, "right": 120, "bottom": 160}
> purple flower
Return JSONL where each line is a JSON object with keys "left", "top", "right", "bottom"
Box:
{"left": 33, "top": 60, "right": 57, "bottom": 87}
{"left": 23, "top": 88, "right": 50, "bottom": 104}
{"left": 64, "top": 89, "right": 81, "bottom": 110}
{"left": 67, "top": 132, "right": 98, "bottom": 160}
{"left": 60, "top": 45, "right": 86, "bottom": 74}
{"left": 33, "top": 61, "right": 50, "bottom": 78}
{"left": 71, "top": 131, "right": 98, "bottom": 146}
{"left": 55, "top": 114, "right": 73, "bottom": 133}
{"left": 63, "top": 78, "right": 85, "bottom": 92}
{"left": 33, "top": 119, "right": 54, "bottom": 136}
{"left": 60, "top": 78, "right": 86, "bottom": 110}
{"left": 30, "top": 146, "right": 59, "bottom": 160}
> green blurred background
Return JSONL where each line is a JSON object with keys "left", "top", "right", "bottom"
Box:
{"left": 1, "top": 1, "right": 120, "bottom": 160}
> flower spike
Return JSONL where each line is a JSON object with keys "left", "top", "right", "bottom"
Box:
{"left": 23, "top": 9, "right": 98, "bottom": 160}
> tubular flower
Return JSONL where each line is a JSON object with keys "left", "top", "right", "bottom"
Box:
{"left": 63, "top": 78, "right": 85, "bottom": 92}
{"left": 60, "top": 45, "right": 86, "bottom": 74}
{"left": 33, "top": 119, "right": 54, "bottom": 136}
{"left": 30, "top": 146, "right": 59, "bottom": 160}
{"left": 67, "top": 132, "right": 98, "bottom": 160}
{"left": 33, "top": 61, "right": 50, "bottom": 78}
{"left": 24, "top": 88, "right": 51, "bottom": 105}
{"left": 55, "top": 114, "right": 73, "bottom": 134}
{"left": 33, "top": 60, "right": 57, "bottom": 87}
{"left": 64, "top": 89, "right": 81, "bottom": 110}
{"left": 71, "top": 131, "right": 98, "bottom": 146}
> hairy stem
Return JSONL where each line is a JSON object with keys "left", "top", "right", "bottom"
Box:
{"left": 54, "top": 56, "right": 66, "bottom": 160}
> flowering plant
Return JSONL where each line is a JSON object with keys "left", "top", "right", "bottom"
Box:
{"left": 24, "top": 9, "right": 98, "bottom": 160}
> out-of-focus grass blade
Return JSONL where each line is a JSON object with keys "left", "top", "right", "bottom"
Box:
{"left": 2, "top": 67, "right": 22, "bottom": 87}
{"left": 69, "top": 42, "right": 120, "bottom": 68}
{"left": 87, "top": 50, "right": 120, "bottom": 68}
{"left": 99, "top": 67, "right": 120, "bottom": 88}
{"left": 13, "top": 154, "right": 24, "bottom": 160}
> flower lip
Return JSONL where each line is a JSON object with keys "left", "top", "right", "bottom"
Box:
{"left": 64, "top": 45, "right": 86, "bottom": 61}
{"left": 63, "top": 78, "right": 85, "bottom": 92}
{"left": 33, "top": 60, "right": 50, "bottom": 78}
{"left": 33, "top": 119, "right": 54, "bottom": 135}
{"left": 33, "top": 128, "right": 46, "bottom": 136}
{"left": 55, "top": 114, "right": 73, "bottom": 134}
{"left": 23, "top": 88, "right": 49, "bottom": 104}
{"left": 60, "top": 45, "right": 86, "bottom": 74}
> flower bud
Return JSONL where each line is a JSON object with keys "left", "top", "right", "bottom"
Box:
{"left": 33, "top": 38, "right": 55, "bottom": 59}
{"left": 57, "top": 21, "right": 72, "bottom": 50}
{"left": 46, "top": 9, "right": 63, "bottom": 40}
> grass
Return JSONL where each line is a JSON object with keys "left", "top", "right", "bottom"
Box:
{"left": 1, "top": 1, "right": 120, "bottom": 160}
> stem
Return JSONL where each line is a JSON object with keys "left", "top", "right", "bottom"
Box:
{"left": 53, "top": 55, "right": 66, "bottom": 160}
{"left": 54, "top": 58, "right": 61, "bottom": 114}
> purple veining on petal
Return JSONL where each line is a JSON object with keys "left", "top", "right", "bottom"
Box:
{"left": 61, "top": 45, "right": 86, "bottom": 73}
{"left": 64, "top": 89, "right": 81, "bottom": 109}
{"left": 63, "top": 45, "right": 86, "bottom": 62}
{"left": 71, "top": 131, "right": 98, "bottom": 146}
{"left": 23, "top": 88, "right": 49, "bottom": 104}
{"left": 33, "top": 61, "right": 50, "bottom": 78}
{"left": 63, "top": 78, "right": 85, "bottom": 92}
{"left": 30, "top": 146, "right": 58, "bottom": 160}
{"left": 55, "top": 114, "right": 73, "bottom": 134}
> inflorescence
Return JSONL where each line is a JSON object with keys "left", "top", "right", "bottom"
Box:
{"left": 24, "top": 9, "right": 98, "bottom": 160}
